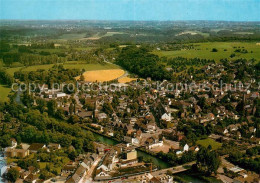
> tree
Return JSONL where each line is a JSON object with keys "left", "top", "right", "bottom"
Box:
{"left": 196, "top": 147, "right": 221, "bottom": 175}
{"left": 6, "top": 167, "right": 19, "bottom": 182}
{"left": 68, "top": 150, "right": 78, "bottom": 160}
{"left": 80, "top": 74, "right": 85, "bottom": 81}
{"left": 39, "top": 169, "right": 52, "bottom": 180}
{"left": 4, "top": 113, "right": 12, "bottom": 122}
{"left": 211, "top": 48, "right": 218, "bottom": 52}
{"left": 36, "top": 98, "right": 46, "bottom": 113}
{"left": 68, "top": 115, "right": 79, "bottom": 124}
{"left": 55, "top": 107, "right": 65, "bottom": 120}
{"left": 69, "top": 103, "right": 74, "bottom": 115}
{"left": 103, "top": 102, "right": 113, "bottom": 115}
{"left": 0, "top": 134, "right": 11, "bottom": 148}
{"left": 47, "top": 100, "right": 57, "bottom": 116}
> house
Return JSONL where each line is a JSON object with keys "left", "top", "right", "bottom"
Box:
{"left": 62, "top": 162, "right": 78, "bottom": 175}
{"left": 136, "top": 129, "right": 143, "bottom": 140}
{"left": 183, "top": 144, "right": 189, "bottom": 152}
{"left": 130, "top": 117, "right": 137, "bottom": 125}
{"left": 200, "top": 113, "right": 215, "bottom": 124}
{"left": 227, "top": 124, "right": 241, "bottom": 132}
{"left": 19, "top": 169, "right": 31, "bottom": 179}
{"left": 124, "top": 136, "right": 140, "bottom": 145}
{"left": 11, "top": 138, "right": 18, "bottom": 148}
{"left": 24, "top": 173, "right": 38, "bottom": 183}
{"left": 146, "top": 122, "right": 157, "bottom": 132}
{"left": 81, "top": 160, "right": 90, "bottom": 170}
{"left": 155, "top": 174, "right": 174, "bottom": 183}
{"left": 97, "top": 149, "right": 117, "bottom": 172}
{"left": 223, "top": 128, "right": 229, "bottom": 134}
{"left": 78, "top": 111, "right": 93, "bottom": 119}
{"left": 123, "top": 147, "right": 137, "bottom": 161}
{"left": 97, "top": 147, "right": 104, "bottom": 155}
{"left": 5, "top": 148, "right": 29, "bottom": 158}
{"left": 145, "top": 137, "right": 163, "bottom": 150}
{"left": 48, "top": 143, "right": 61, "bottom": 151}
{"left": 55, "top": 92, "right": 66, "bottom": 98}
{"left": 65, "top": 165, "right": 86, "bottom": 183}
{"left": 97, "top": 113, "right": 107, "bottom": 121}
{"left": 95, "top": 169, "right": 111, "bottom": 179}
{"left": 161, "top": 113, "right": 172, "bottom": 122}
{"left": 28, "top": 143, "right": 46, "bottom": 153}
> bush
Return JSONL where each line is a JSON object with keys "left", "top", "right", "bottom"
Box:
{"left": 211, "top": 48, "right": 218, "bottom": 52}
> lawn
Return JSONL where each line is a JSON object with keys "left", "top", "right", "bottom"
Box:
{"left": 196, "top": 138, "right": 222, "bottom": 150}
{"left": 153, "top": 42, "right": 260, "bottom": 62}
{"left": 0, "top": 84, "right": 11, "bottom": 102}
{"left": 5, "top": 67, "right": 23, "bottom": 76}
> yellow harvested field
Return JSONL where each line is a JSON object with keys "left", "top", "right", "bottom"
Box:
{"left": 118, "top": 76, "right": 137, "bottom": 83}
{"left": 76, "top": 69, "right": 125, "bottom": 82}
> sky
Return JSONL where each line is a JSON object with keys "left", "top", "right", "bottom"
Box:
{"left": 0, "top": 0, "right": 259, "bottom": 21}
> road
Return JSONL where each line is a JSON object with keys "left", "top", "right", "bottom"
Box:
{"left": 82, "top": 156, "right": 101, "bottom": 183}
{"left": 105, "top": 161, "right": 195, "bottom": 182}
{"left": 151, "top": 161, "right": 195, "bottom": 177}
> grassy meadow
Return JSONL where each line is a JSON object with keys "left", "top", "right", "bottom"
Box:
{"left": 153, "top": 42, "right": 260, "bottom": 62}
{"left": 196, "top": 138, "right": 222, "bottom": 150}
{"left": 0, "top": 84, "right": 11, "bottom": 102}
{"left": 58, "top": 31, "right": 126, "bottom": 41}
{"left": 5, "top": 62, "right": 120, "bottom": 75}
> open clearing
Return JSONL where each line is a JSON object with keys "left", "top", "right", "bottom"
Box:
{"left": 176, "top": 31, "right": 210, "bottom": 37}
{"left": 0, "top": 84, "right": 11, "bottom": 102}
{"left": 76, "top": 69, "right": 125, "bottom": 82}
{"left": 196, "top": 138, "right": 222, "bottom": 150}
{"left": 153, "top": 42, "right": 260, "bottom": 62}
{"left": 59, "top": 31, "right": 126, "bottom": 41}
{"left": 83, "top": 31, "right": 126, "bottom": 40}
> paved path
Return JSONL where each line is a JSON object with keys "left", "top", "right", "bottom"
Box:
{"left": 103, "top": 161, "right": 195, "bottom": 182}
{"left": 152, "top": 161, "right": 195, "bottom": 177}
{"left": 82, "top": 156, "right": 102, "bottom": 183}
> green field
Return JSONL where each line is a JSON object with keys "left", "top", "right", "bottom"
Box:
{"left": 5, "top": 62, "right": 120, "bottom": 75}
{"left": 58, "top": 31, "right": 126, "bottom": 41}
{"left": 153, "top": 42, "right": 260, "bottom": 62}
{"left": 5, "top": 67, "right": 23, "bottom": 76}
{"left": 0, "top": 84, "right": 11, "bottom": 102}
{"left": 176, "top": 31, "right": 210, "bottom": 37}
{"left": 63, "top": 62, "right": 120, "bottom": 70}
{"left": 58, "top": 33, "right": 88, "bottom": 40}
{"left": 103, "top": 31, "right": 125, "bottom": 37}
{"left": 196, "top": 138, "right": 222, "bottom": 150}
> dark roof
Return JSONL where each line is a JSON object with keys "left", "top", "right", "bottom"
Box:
{"left": 28, "top": 143, "right": 45, "bottom": 151}
{"left": 78, "top": 111, "right": 93, "bottom": 118}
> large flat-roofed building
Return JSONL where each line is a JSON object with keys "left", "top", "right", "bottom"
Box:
{"left": 126, "top": 149, "right": 137, "bottom": 161}
{"left": 5, "top": 148, "right": 29, "bottom": 158}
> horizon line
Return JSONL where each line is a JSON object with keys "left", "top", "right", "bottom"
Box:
{"left": 0, "top": 19, "right": 260, "bottom": 23}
